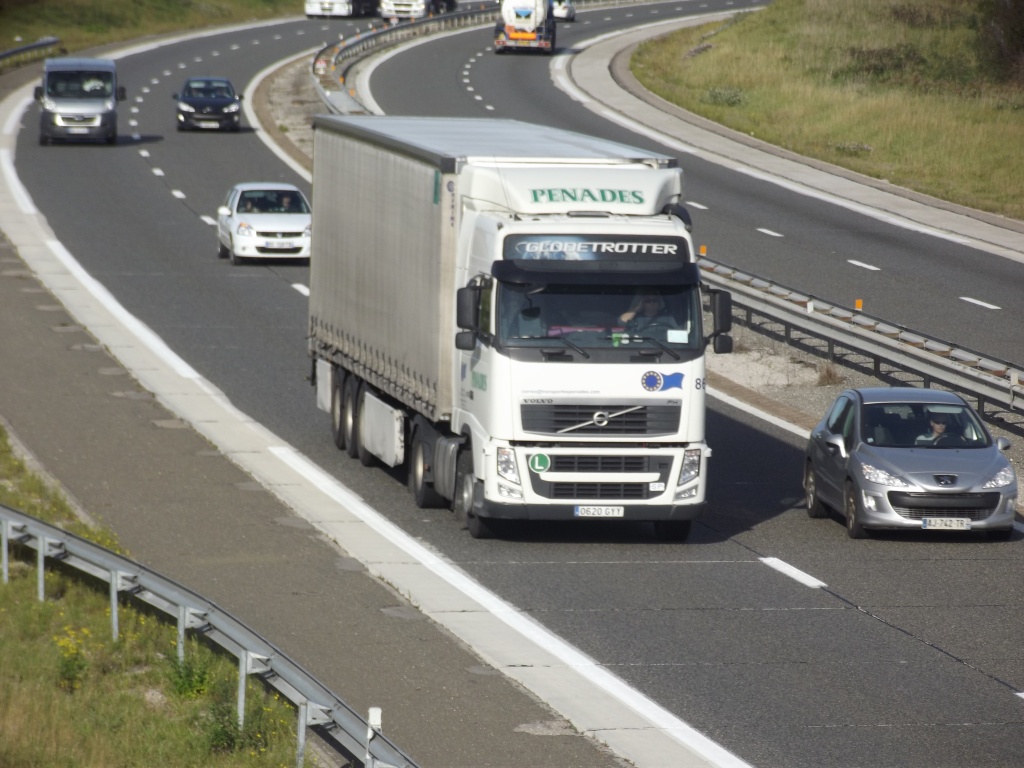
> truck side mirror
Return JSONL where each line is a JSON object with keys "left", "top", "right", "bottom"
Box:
{"left": 34, "top": 86, "right": 43, "bottom": 101}
{"left": 455, "top": 331, "right": 476, "bottom": 351}
{"left": 116, "top": 86, "right": 127, "bottom": 102}
{"left": 711, "top": 290, "right": 732, "bottom": 334}
{"left": 713, "top": 334, "right": 733, "bottom": 354}
{"left": 456, "top": 285, "right": 479, "bottom": 331}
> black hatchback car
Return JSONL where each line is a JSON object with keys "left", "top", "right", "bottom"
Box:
{"left": 173, "top": 77, "right": 243, "bottom": 131}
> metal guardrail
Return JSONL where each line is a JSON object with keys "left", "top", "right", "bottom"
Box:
{"left": 699, "top": 258, "right": 1024, "bottom": 419}
{"left": 0, "top": 503, "right": 418, "bottom": 768}
{"left": 0, "top": 36, "right": 62, "bottom": 72}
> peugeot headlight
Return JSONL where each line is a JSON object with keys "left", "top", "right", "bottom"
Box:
{"left": 224, "top": 102, "right": 240, "bottom": 114}
{"left": 860, "top": 463, "right": 910, "bottom": 487}
{"left": 677, "top": 449, "right": 702, "bottom": 486}
{"left": 177, "top": 101, "right": 195, "bottom": 112}
{"left": 983, "top": 465, "right": 1016, "bottom": 489}
{"left": 496, "top": 447, "right": 520, "bottom": 485}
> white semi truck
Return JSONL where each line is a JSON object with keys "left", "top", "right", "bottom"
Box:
{"left": 305, "top": 0, "right": 376, "bottom": 17}
{"left": 308, "top": 116, "right": 733, "bottom": 539}
{"left": 377, "top": 0, "right": 456, "bottom": 20}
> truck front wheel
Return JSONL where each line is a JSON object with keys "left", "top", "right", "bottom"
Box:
{"left": 454, "top": 450, "right": 494, "bottom": 539}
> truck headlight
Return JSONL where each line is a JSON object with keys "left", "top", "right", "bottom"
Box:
{"left": 677, "top": 448, "right": 701, "bottom": 487}
{"left": 496, "top": 447, "right": 520, "bottom": 485}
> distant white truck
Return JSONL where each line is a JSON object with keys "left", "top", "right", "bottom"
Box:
{"left": 308, "top": 116, "right": 733, "bottom": 540}
{"left": 377, "top": 0, "right": 456, "bottom": 20}
{"left": 494, "top": 0, "right": 556, "bottom": 53}
{"left": 305, "top": 0, "right": 376, "bottom": 17}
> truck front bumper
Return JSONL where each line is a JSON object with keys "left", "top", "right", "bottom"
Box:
{"left": 475, "top": 498, "right": 706, "bottom": 522}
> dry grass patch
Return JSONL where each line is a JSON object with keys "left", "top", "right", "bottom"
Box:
{"left": 632, "top": 0, "right": 1024, "bottom": 221}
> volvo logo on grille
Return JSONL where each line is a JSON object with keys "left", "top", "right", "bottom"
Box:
{"left": 934, "top": 474, "right": 957, "bottom": 486}
{"left": 593, "top": 411, "right": 610, "bottom": 427}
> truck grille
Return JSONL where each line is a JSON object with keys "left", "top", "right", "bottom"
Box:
{"left": 551, "top": 482, "right": 649, "bottom": 500}
{"left": 521, "top": 403, "right": 679, "bottom": 436}
{"left": 888, "top": 491, "right": 1002, "bottom": 521}
{"left": 527, "top": 454, "right": 672, "bottom": 501}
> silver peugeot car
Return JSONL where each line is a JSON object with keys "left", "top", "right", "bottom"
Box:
{"left": 804, "top": 387, "right": 1017, "bottom": 539}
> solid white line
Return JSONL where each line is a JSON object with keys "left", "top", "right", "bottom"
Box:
{"left": 848, "top": 259, "right": 880, "bottom": 271}
{"left": 960, "top": 296, "right": 1000, "bottom": 310}
{"left": 708, "top": 386, "right": 810, "bottom": 440}
{"left": 45, "top": 240, "right": 201, "bottom": 380}
{"left": 270, "top": 444, "right": 757, "bottom": 768}
{"left": 0, "top": 149, "right": 36, "bottom": 215}
{"left": 760, "top": 557, "right": 827, "bottom": 589}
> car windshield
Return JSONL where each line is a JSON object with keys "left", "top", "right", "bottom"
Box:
{"left": 237, "top": 191, "right": 309, "bottom": 214}
{"left": 185, "top": 80, "right": 233, "bottom": 99}
{"left": 861, "top": 402, "right": 991, "bottom": 449}
{"left": 46, "top": 70, "right": 113, "bottom": 99}
{"left": 497, "top": 282, "right": 701, "bottom": 351}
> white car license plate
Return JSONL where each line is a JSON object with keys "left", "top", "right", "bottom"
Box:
{"left": 575, "top": 505, "right": 624, "bottom": 518}
{"left": 921, "top": 518, "right": 970, "bottom": 530}
{"left": 264, "top": 241, "right": 293, "bottom": 249}
{"left": 67, "top": 127, "right": 89, "bottom": 135}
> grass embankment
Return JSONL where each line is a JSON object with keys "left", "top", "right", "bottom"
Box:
{"left": 631, "top": 0, "right": 1024, "bottom": 222}
{"left": 0, "top": 427, "right": 311, "bottom": 767}
{"left": 0, "top": 0, "right": 300, "bottom": 59}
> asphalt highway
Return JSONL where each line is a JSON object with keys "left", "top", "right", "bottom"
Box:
{"left": 3, "top": 6, "right": 1024, "bottom": 768}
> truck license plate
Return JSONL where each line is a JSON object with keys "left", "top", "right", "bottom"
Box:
{"left": 921, "top": 518, "right": 970, "bottom": 530}
{"left": 575, "top": 506, "right": 624, "bottom": 518}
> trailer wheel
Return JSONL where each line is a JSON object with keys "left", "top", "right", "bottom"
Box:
{"left": 454, "top": 450, "right": 494, "bottom": 539}
{"left": 329, "top": 371, "right": 346, "bottom": 450}
{"left": 342, "top": 376, "right": 360, "bottom": 459}
{"left": 408, "top": 431, "right": 444, "bottom": 508}
{"left": 356, "top": 388, "right": 376, "bottom": 467}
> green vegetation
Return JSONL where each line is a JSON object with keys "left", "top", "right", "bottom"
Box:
{"left": 0, "top": 426, "right": 312, "bottom": 767}
{"left": 631, "top": 0, "right": 1024, "bottom": 221}
{"left": 0, "top": 0, "right": 299, "bottom": 58}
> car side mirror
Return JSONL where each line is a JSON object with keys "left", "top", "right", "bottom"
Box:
{"left": 824, "top": 433, "right": 847, "bottom": 459}
{"left": 217, "top": 205, "right": 231, "bottom": 217}
{"left": 997, "top": 436, "right": 1012, "bottom": 451}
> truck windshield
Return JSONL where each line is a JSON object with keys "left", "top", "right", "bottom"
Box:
{"left": 46, "top": 71, "right": 114, "bottom": 99}
{"left": 497, "top": 282, "right": 702, "bottom": 351}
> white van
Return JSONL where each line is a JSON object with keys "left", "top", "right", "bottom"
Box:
{"left": 34, "top": 57, "right": 126, "bottom": 145}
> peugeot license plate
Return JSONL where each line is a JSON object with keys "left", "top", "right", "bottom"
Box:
{"left": 921, "top": 518, "right": 970, "bottom": 530}
{"left": 575, "top": 506, "right": 624, "bottom": 518}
